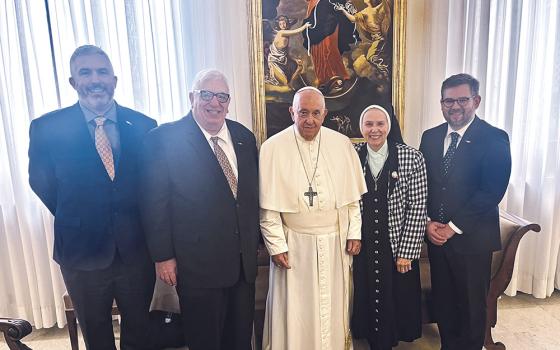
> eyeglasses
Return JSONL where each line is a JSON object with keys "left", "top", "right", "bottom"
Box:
{"left": 440, "top": 96, "right": 476, "bottom": 108}
{"left": 194, "top": 90, "right": 230, "bottom": 103}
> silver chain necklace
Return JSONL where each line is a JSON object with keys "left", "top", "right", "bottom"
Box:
{"left": 367, "top": 151, "right": 388, "bottom": 191}
{"left": 293, "top": 127, "right": 321, "bottom": 206}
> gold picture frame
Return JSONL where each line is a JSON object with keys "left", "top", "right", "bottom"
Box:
{"left": 248, "top": 0, "right": 406, "bottom": 144}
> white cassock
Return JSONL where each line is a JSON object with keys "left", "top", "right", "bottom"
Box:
{"left": 260, "top": 126, "right": 367, "bottom": 350}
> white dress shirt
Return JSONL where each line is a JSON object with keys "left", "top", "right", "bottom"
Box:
{"left": 442, "top": 117, "right": 475, "bottom": 234}
{"left": 443, "top": 117, "right": 475, "bottom": 155}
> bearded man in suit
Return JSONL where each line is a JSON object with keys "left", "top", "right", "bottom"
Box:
{"left": 29, "top": 45, "right": 156, "bottom": 350}
{"left": 419, "top": 73, "right": 512, "bottom": 350}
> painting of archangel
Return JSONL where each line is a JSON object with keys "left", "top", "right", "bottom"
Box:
{"left": 262, "top": 0, "right": 394, "bottom": 139}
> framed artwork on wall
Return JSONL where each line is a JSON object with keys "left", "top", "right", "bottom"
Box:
{"left": 248, "top": 0, "right": 407, "bottom": 143}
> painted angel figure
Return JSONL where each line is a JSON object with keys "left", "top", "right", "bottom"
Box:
{"left": 335, "top": 0, "right": 391, "bottom": 78}
{"left": 265, "top": 15, "right": 311, "bottom": 87}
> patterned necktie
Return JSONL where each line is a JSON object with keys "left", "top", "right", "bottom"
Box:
{"left": 211, "top": 136, "right": 237, "bottom": 198}
{"left": 438, "top": 132, "right": 459, "bottom": 221}
{"left": 441, "top": 132, "right": 460, "bottom": 177}
{"left": 94, "top": 116, "right": 115, "bottom": 180}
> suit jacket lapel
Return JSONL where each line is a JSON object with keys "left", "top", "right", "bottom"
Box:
{"left": 183, "top": 113, "right": 234, "bottom": 199}
{"left": 114, "top": 104, "right": 134, "bottom": 181}
{"left": 65, "top": 103, "right": 112, "bottom": 178}
{"left": 228, "top": 119, "right": 247, "bottom": 194}
{"left": 429, "top": 124, "right": 447, "bottom": 183}
{"left": 434, "top": 124, "right": 447, "bottom": 164}
{"left": 445, "top": 116, "right": 481, "bottom": 177}
{"left": 65, "top": 103, "right": 95, "bottom": 148}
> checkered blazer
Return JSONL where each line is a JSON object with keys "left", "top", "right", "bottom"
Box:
{"left": 356, "top": 142, "right": 428, "bottom": 260}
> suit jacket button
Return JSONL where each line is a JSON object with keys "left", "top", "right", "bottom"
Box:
{"left": 442, "top": 187, "right": 447, "bottom": 191}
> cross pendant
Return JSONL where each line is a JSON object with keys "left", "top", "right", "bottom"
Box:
{"left": 304, "top": 185, "right": 318, "bottom": 206}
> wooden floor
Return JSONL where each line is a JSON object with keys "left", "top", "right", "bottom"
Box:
{"left": 2, "top": 291, "right": 559, "bottom": 350}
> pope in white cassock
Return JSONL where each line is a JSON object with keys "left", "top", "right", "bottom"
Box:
{"left": 260, "top": 87, "right": 367, "bottom": 350}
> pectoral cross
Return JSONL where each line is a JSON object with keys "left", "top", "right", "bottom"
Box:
{"left": 304, "top": 186, "right": 318, "bottom": 206}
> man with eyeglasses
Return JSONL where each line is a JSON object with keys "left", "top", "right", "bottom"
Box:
{"left": 139, "top": 69, "right": 260, "bottom": 350}
{"left": 259, "top": 87, "right": 366, "bottom": 349}
{"left": 419, "top": 73, "right": 511, "bottom": 350}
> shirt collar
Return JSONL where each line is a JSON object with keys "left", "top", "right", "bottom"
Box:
{"left": 366, "top": 141, "right": 388, "bottom": 158}
{"left": 80, "top": 100, "right": 117, "bottom": 124}
{"left": 195, "top": 118, "right": 229, "bottom": 144}
{"left": 446, "top": 116, "right": 475, "bottom": 139}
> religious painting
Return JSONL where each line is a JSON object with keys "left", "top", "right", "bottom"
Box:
{"left": 248, "top": 0, "right": 406, "bottom": 143}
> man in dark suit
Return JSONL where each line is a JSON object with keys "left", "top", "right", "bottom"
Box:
{"left": 419, "top": 73, "right": 511, "bottom": 350}
{"left": 28, "top": 45, "right": 157, "bottom": 349}
{"left": 139, "top": 69, "right": 260, "bottom": 350}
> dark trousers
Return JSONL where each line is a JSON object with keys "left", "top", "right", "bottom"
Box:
{"left": 61, "top": 254, "right": 155, "bottom": 350}
{"left": 428, "top": 244, "right": 492, "bottom": 350}
{"left": 177, "top": 265, "right": 255, "bottom": 350}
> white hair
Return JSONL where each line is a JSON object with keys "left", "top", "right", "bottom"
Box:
{"left": 191, "top": 69, "right": 230, "bottom": 91}
{"left": 359, "top": 105, "right": 391, "bottom": 133}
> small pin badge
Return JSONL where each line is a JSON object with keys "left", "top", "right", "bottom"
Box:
{"left": 465, "top": 140, "right": 471, "bottom": 143}
{"left": 125, "top": 120, "right": 132, "bottom": 125}
{"left": 237, "top": 141, "right": 243, "bottom": 145}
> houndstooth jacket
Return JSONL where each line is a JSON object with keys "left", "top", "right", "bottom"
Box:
{"left": 355, "top": 141, "right": 428, "bottom": 260}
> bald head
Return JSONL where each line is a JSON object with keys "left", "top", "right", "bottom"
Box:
{"left": 290, "top": 87, "right": 328, "bottom": 141}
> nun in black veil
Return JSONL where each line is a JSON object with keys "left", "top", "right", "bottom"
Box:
{"left": 352, "top": 104, "right": 427, "bottom": 349}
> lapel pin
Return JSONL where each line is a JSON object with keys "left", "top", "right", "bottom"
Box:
{"left": 125, "top": 120, "right": 132, "bottom": 125}
{"left": 465, "top": 140, "right": 471, "bottom": 143}
{"left": 391, "top": 171, "right": 399, "bottom": 179}
{"left": 237, "top": 141, "right": 243, "bottom": 145}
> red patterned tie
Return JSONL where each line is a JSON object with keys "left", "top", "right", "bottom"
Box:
{"left": 211, "top": 136, "right": 237, "bottom": 198}
{"left": 94, "top": 116, "right": 115, "bottom": 180}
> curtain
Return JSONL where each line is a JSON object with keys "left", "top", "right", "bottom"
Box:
{"left": 0, "top": 0, "right": 253, "bottom": 328}
{"left": 0, "top": 0, "right": 66, "bottom": 329}
{"left": 491, "top": 0, "right": 560, "bottom": 298}
{"left": 404, "top": 0, "right": 560, "bottom": 297}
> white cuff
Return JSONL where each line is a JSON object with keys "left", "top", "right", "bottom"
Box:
{"left": 448, "top": 221, "right": 463, "bottom": 234}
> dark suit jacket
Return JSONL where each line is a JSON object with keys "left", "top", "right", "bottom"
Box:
{"left": 139, "top": 112, "right": 260, "bottom": 288}
{"left": 419, "top": 116, "right": 511, "bottom": 254}
{"left": 28, "top": 102, "right": 157, "bottom": 270}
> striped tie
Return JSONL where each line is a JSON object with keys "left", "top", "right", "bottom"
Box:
{"left": 94, "top": 116, "right": 115, "bottom": 180}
